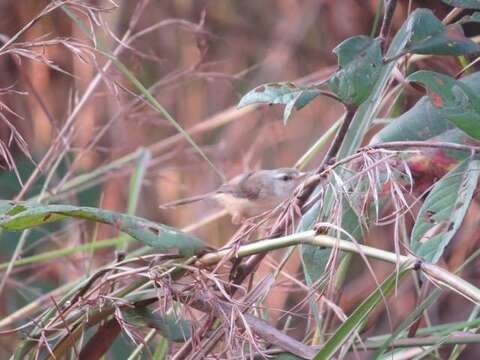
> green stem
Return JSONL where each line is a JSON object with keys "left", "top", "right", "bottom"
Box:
{"left": 370, "top": 0, "right": 384, "bottom": 37}
{"left": 0, "top": 235, "right": 130, "bottom": 271}
{"left": 127, "top": 329, "right": 157, "bottom": 360}
{"left": 30, "top": 142, "right": 144, "bottom": 203}
{"left": 295, "top": 119, "right": 342, "bottom": 170}
{"left": 363, "top": 334, "right": 480, "bottom": 349}
{"left": 127, "top": 148, "right": 151, "bottom": 216}
{"left": 120, "top": 148, "right": 151, "bottom": 251}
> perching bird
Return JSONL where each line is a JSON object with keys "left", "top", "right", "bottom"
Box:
{"left": 160, "top": 168, "right": 306, "bottom": 224}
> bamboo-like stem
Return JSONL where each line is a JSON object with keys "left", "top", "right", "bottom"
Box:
{"left": 199, "top": 230, "right": 407, "bottom": 265}
{"left": 198, "top": 231, "right": 480, "bottom": 304}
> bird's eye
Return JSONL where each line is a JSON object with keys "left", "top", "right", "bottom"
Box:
{"left": 280, "top": 174, "right": 292, "bottom": 181}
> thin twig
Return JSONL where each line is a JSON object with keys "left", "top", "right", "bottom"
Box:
{"left": 14, "top": 2, "right": 146, "bottom": 201}
{"left": 379, "top": 0, "right": 398, "bottom": 51}
{"left": 170, "top": 286, "right": 317, "bottom": 359}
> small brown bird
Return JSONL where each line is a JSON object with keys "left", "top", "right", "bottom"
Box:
{"left": 161, "top": 168, "right": 306, "bottom": 224}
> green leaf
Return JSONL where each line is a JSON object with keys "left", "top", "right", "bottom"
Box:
{"left": 0, "top": 200, "right": 27, "bottom": 216}
{"left": 0, "top": 203, "right": 206, "bottom": 257}
{"left": 313, "top": 266, "right": 410, "bottom": 359}
{"left": 237, "top": 82, "right": 321, "bottom": 124}
{"left": 271, "top": 354, "right": 306, "bottom": 360}
{"left": 122, "top": 306, "right": 191, "bottom": 342}
{"left": 456, "top": 11, "right": 480, "bottom": 24}
{"left": 299, "top": 202, "right": 328, "bottom": 283}
{"left": 407, "top": 70, "right": 480, "bottom": 139}
{"left": 301, "top": 197, "right": 363, "bottom": 284}
{"left": 371, "top": 72, "right": 480, "bottom": 144}
{"left": 402, "top": 9, "right": 480, "bottom": 56}
{"left": 411, "top": 159, "right": 480, "bottom": 263}
{"left": 153, "top": 336, "right": 169, "bottom": 359}
{"left": 442, "top": 0, "right": 480, "bottom": 9}
{"left": 372, "top": 96, "right": 453, "bottom": 142}
{"left": 328, "top": 36, "right": 383, "bottom": 106}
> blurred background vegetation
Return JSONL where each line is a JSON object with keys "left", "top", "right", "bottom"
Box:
{"left": 1, "top": 1, "right": 480, "bottom": 358}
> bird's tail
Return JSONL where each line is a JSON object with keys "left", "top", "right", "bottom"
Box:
{"left": 159, "top": 192, "right": 216, "bottom": 209}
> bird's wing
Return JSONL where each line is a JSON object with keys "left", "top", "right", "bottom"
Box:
{"left": 238, "top": 172, "right": 262, "bottom": 199}
{"left": 217, "top": 171, "right": 260, "bottom": 199}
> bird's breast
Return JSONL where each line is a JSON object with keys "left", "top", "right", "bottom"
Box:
{"left": 214, "top": 193, "right": 278, "bottom": 218}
